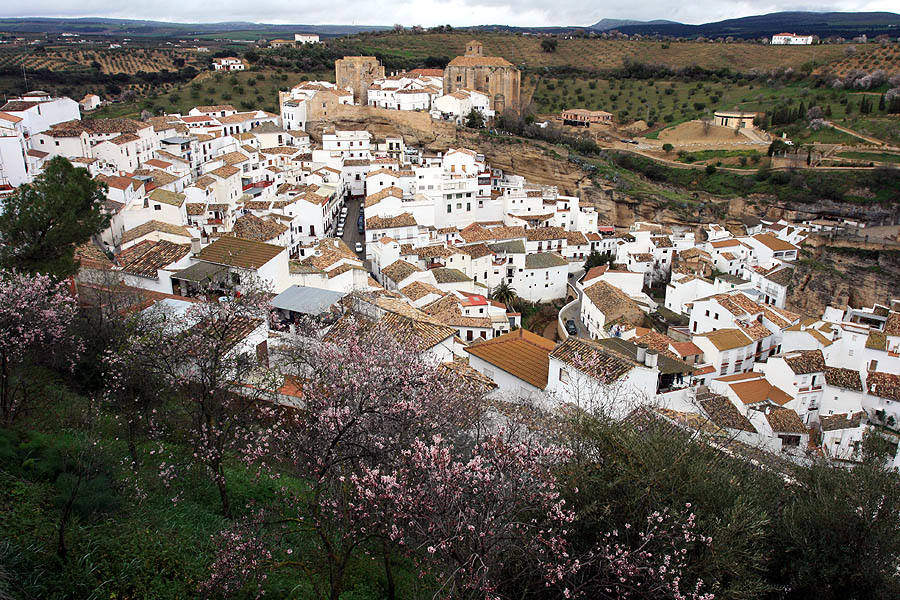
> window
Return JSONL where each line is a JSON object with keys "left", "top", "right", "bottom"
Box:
{"left": 447, "top": 205, "right": 452, "bottom": 213}
{"left": 559, "top": 368, "right": 569, "bottom": 383}
{"left": 869, "top": 360, "right": 878, "bottom": 371}
{"left": 154, "top": 204, "right": 161, "bottom": 211}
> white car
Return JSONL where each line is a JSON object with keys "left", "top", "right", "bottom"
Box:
{"left": 341, "top": 207, "right": 348, "bottom": 215}
{"left": 336, "top": 228, "right": 344, "bottom": 237}
{"left": 355, "top": 242, "right": 363, "bottom": 253}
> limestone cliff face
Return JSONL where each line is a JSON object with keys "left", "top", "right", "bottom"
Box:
{"left": 785, "top": 245, "right": 900, "bottom": 315}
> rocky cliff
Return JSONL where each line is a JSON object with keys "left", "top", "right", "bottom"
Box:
{"left": 785, "top": 243, "right": 900, "bottom": 315}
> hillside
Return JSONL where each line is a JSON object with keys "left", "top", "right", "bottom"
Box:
{"left": 616, "top": 11, "right": 900, "bottom": 39}
{"left": 350, "top": 32, "right": 847, "bottom": 73}
{"left": 0, "top": 17, "right": 388, "bottom": 37}
{"left": 589, "top": 18, "right": 679, "bottom": 30}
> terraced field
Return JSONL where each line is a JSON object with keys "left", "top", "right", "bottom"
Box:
{"left": 354, "top": 33, "right": 848, "bottom": 73}
{"left": 815, "top": 43, "right": 900, "bottom": 76}
{"left": 93, "top": 69, "right": 329, "bottom": 119}
{"left": 0, "top": 46, "right": 203, "bottom": 75}
{"left": 529, "top": 77, "right": 886, "bottom": 127}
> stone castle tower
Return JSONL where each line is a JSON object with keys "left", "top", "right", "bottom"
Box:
{"left": 335, "top": 56, "right": 385, "bottom": 105}
{"left": 443, "top": 40, "right": 520, "bottom": 113}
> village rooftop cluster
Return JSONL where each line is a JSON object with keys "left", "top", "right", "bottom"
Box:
{"left": 1, "top": 41, "right": 899, "bottom": 472}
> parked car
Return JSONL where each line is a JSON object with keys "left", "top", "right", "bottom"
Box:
{"left": 565, "top": 320, "right": 578, "bottom": 336}
{"left": 355, "top": 242, "right": 363, "bottom": 253}
{"left": 336, "top": 227, "right": 344, "bottom": 237}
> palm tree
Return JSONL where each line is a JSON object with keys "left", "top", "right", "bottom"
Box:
{"left": 490, "top": 282, "right": 518, "bottom": 309}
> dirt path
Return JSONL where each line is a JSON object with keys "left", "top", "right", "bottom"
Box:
{"left": 827, "top": 122, "right": 886, "bottom": 146}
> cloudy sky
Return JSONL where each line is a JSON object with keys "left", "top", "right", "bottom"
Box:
{"left": 1, "top": 0, "right": 898, "bottom": 27}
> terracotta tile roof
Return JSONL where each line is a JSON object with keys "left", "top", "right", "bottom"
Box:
{"left": 186, "top": 202, "right": 207, "bottom": 216}
{"left": 670, "top": 341, "right": 703, "bottom": 357}
{"left": 193, "top": 175, "right": 216, "bottom": 189}
{"left": 218, "top": 151, "right": 249, "bottom": 165}
{"left": 231, "top": 213, "right": 288, "bottom": 242}
{"left": 366, "top": 213, "right": 417, "bottom": 229}
{"left": 466, "top": 328, "right": 555, "bottom": 389}
{"left": 209, "top": 165, "right": 240, "bottom": 179}
{"left": 635, "top": 330, "right": 680, "bottom": 359}
{"left": 148, "top": 188, "right": 185, "bottom": 207}
{"left": 432, "top": 267, "right": 471, "bottom": 283}
{"left": 764, "top": 265, "right": 794, "bottom": 287}
{"left": 749, "top": 232, "right": 796, "bottom": 252}
{"left": 783, "top": 349, "right": 825, "bottom": 374}
{"left": 365, "top": 186, "right": 402, "bottom": 208}
{"left": 698, "top": 392, "right": 755, "bottom": 432}
{"left": 728, "top": 378, "right": 793, "bottom": 406}
{"left": 736, "top": 319, "right": 774, "bottom": 342}
{"left": 448, "top": 55, "right": 513, "bottom": 67}
{"left": 117, "top": 239, "right": 189, "bottom": 278}
{"left": 866, "top": 371, "right": 900, "bottom": 401}
{"left": 525, "top": 252, "right": 568, "bottom": 269}
{"left": 416, "top": 245, "right": 459, "bottom": 259}
{"left": 121, "top": 220, "right": 191, "bottom": 245}
{"left": 710, "top": 239, "right": 741, "bottom": 248}
{"left": 401, "top": 281, "right": 445, "bottom": 301}
{"left": 188, "top": 314, "right": 262, "bottom": 354}
{"left": 550, "top": 336, "right": 637, "bottom": 384}
{"left": 525, "top": 226, "right": 568, "bottom": 241}
{"left": 108, "top": 133, "right": 140, "bottom": 145}
{"left": 0, "top": 111, "right": 23, "bottom": 123}
{"left": 698, "top": 328, "right": 752, "bottom": 351}
{"left": 74, "top": 241, "right": 113, "bottom": 270}
{"left": 437, "top": 358, "right": 497, "bottom": 392}
{"left": 382, "top": 259, "right": 422, "bottom": 283}
{"left": 458, "top": 243, "right": 493, "bottom": 259}
{"left": 195, "top": 105, "right": 236, "bottom": 112}
{"left": 135, "top": 169, "right": 179, "bottom": 188}
{"left": 458, "top": 223, "right": 525, "bottom": 243}
{"left": 866, "top": 332, "right": 887, "bottom": 350}
{"left": 194, "top": 237, "right": 283, "bottom": 270}
{"left": 423, "top": 295, "right": 492, "bottom": 329}
{"left": 824, "top": 366, "right": 863, "bottom": 391}
{"left": 97, "top": 174, "right": 139, "bottom": 191}
{"left": 820, "top": 411, "right": 866, "bottom": 432}
{"left": 566, "top": 231, "right": 588, "bottom": 245}
{"left": 763, "top": 407, "right": 806, "bottom": 433}
{"left": 48, "top": 117, "right": 145, "bottom": 136}
{"left": 884, "top": 312, "right": 900, "bottom": 336}
{"left": 216, "top": 112, "right": 259, "bottom": 125}
{"left": 582, "top": 281, "right": 644, "bottom": 328}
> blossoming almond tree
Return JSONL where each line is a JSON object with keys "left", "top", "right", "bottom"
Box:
{"left": 115, "top": 280, "right": 279, "bottom": 517}
{"left": 351, "top": 430, "right": 577, "bottom": 600}
{"left": 204, "top": 317, "right": 491, "bottom": 599}
{"left": 0, "top": 270, "right": 80, "bottom": 425}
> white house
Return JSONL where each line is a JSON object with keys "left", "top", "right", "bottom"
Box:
{"left": 465, "top": 328, "right": 556, "bottom": 398}
{"left": 771, "top": 33, "right": 813, "bottom": 45}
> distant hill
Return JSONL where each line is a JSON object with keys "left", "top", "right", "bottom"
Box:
{"left": 614, "top": 11, "right": 900, "bottom": 39}
{"left": 0, "top": 17, "right": 388, "bottom": 37}
{"left": 589, "top": 19, "right": 679, "bottom": 31}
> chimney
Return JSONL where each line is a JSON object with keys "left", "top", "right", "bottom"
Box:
{"left": 636, "top": 343, "right": 647, "bottom": 363}
{"left": 645, "top": 349, "right": 658, "bottom": 368}
{"left": 191, "top": 237, "right": 201, "bottom": 254}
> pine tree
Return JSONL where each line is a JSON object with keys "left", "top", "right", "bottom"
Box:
{"left": 0, "top": 157, "right": 109, "bottom": 278}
